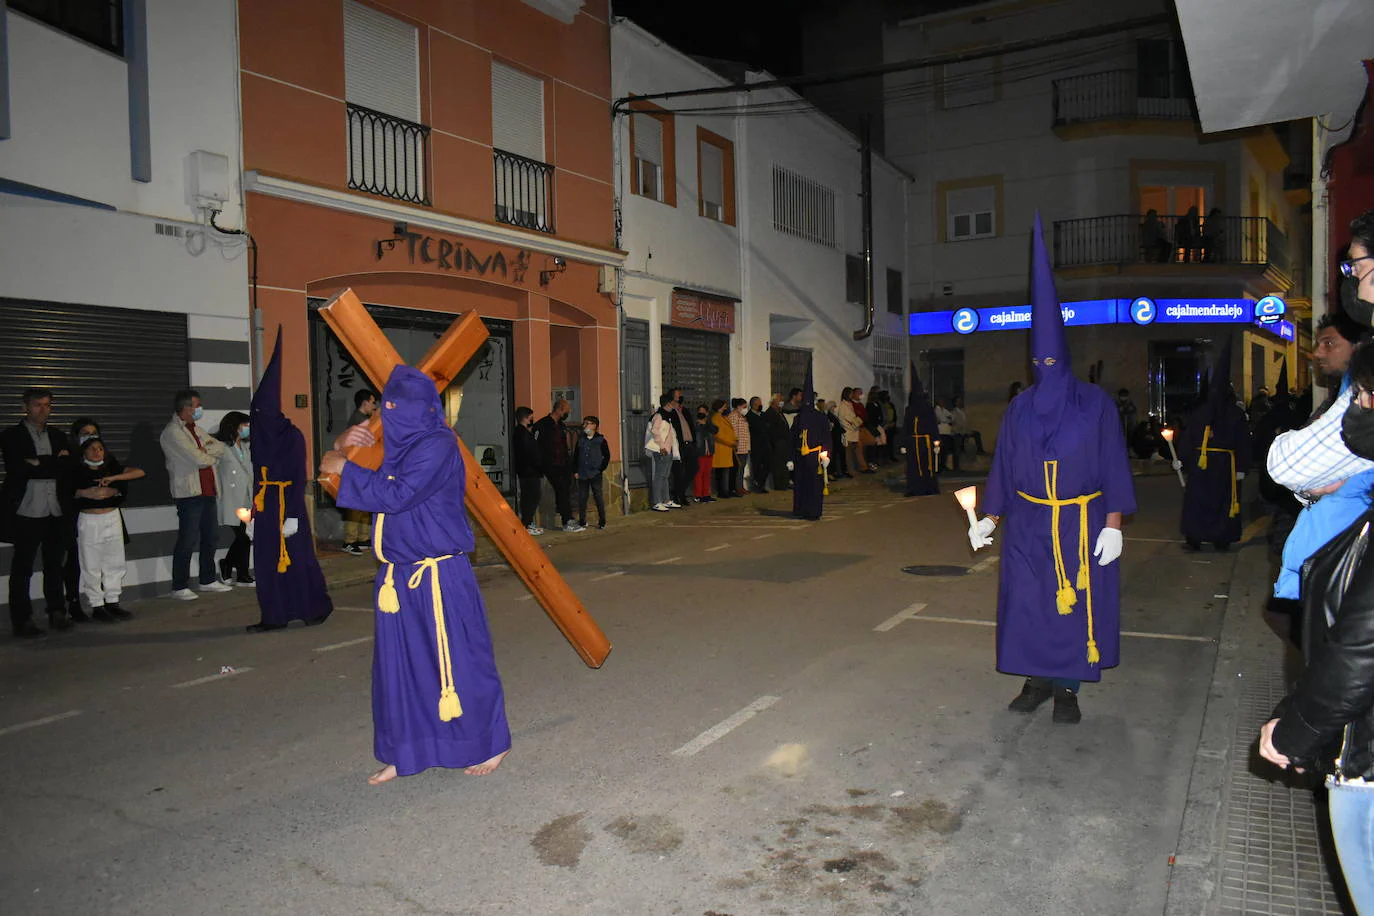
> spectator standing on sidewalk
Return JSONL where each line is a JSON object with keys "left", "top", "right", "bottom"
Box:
{"left": 513, "top": 406, "right": 543, "bottom": 535}
{"left": 341, "top": 389, "right": 378, "bottom": 554}
{"left": 214, "top": 411, "right": 255, "bottom": 586}
{"left": 764, "top": 394, "right": 791, "bottom": 490}
{"left": 62, "top": 417, "right": 104, "bottom": 621}
{"left": 837, "top": 387, "right": 866, "bottom": 474}
{"left": 693, "top": 404, "right": 716, "bottom": 502}
{"left": 968, "top": 216, "right": 1135, "bottom": 725}
{"left": 646, "top": 394, "right": 678, "bottom": 512}
{"left": 159, "top": 388, "right": 231, "bottom": 601}
{"left": 935, "top": 398, "right": 958, "bottom": 471}
{"left": 1, "top": 388, "right": 74, "bottom": 638}
{"left": 952, "top": 396, "right": 984, "bottom": 456}
{"left": 825, "top": 398, "right": 849, "bottom": 478}
{"left": 666, "top": 388, "right": 695, "bottom": 508}
{"left": 728, "top": 398, "right": 752, "bottom": 496}
{"left": 863, "top": 389, "right": 886, "bottom": 467}
{"left": 882, "top": 391, "right": 899, "bottom": 461}
{"left": 747, "top": 396, "right": 771, "bottom": 493}
{"left": 710, "top": 399, "right": 737, "bottom": 498}
{"left": 534, "top": 399, "right": 578, "bottom": 532}
{"left": 71, "top": 434, "right": 142, "bottom": 621}
{"left": 573, "top": 416, "right": 610, "bottom": 529}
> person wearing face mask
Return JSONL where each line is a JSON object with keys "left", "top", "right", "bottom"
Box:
{"left": 215, "top": 411, "right": 255, "bottom": 586}
{"left": 61, "top": 417, "right": 104, "bottom": 621}
{"left": 572, "top": 416, "right": 610, "bottom": 529}
{"left": 160, "top": 389, "right": 230, "bottom": 600}
{"left": 692, "top": 404, "right": 716, "bottom": 502}
{"left": 71, "top": 435, "right": 143, "bottom": 621}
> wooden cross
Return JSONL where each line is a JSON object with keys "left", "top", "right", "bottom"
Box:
{"left": 314, "top": 288, "right": 611, "bottom": 668}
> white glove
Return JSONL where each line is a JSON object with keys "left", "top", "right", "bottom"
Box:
{"left": 1171, "top": 459, "right": 1183, "bottom": 471}
{"left": 283, "top": 517, "right": 299, "bottom": 538}
{"left": 245, "top": 519, "right": 255, "bottom": 540}
{"left": 786, "top": 461, "right": 795, "bottom": 471}
{"left": 968, "top": 516, "right": 995, "bottom": 551}
{"left": 1093, "top": 527, "right": 1123, "bottom": 566}
{"left": 900, "top": 447, "right": 908, "bottom": 455}
{"left": 1236, "top": 472, "right": 1246, "bottom": 481}
{"left": 821, "top": 456, "right": 831, "bottom": 469}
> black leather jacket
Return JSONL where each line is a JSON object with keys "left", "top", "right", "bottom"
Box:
{"left": 1273, "top": 507, "right": 1374, "bottom": 778}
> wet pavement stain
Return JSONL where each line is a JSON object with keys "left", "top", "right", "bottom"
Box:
{"left": 846, "top": 788, "right": 874, "bottom": 797}
{"left": 532, "top": 812, "right": 591, "bottom": 868}
{"left": 604, "top": 813, "right": 685, "bottom": 855}
{"left": 823, "top": 857, "right": 857, "bottom": 873}
{"left": 802, "top": 803, "right": 885, "bottom": 821}
{"left": 888, "top": 800, "right": 963, "bottom": 836}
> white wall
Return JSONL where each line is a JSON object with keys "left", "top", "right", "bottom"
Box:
{"left": 0, "top": 0, "right": 244, "bottom": 228}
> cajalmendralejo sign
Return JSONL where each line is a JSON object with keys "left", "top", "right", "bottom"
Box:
{"left": 910, "top": 296, "right": 1292, "bottom": 341}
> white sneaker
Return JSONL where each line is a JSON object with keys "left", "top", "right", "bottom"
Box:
{"left": 197, "top": 581, "right": 233, "bottom": 593}
{"left": 666, "top": 501, "right": 683, "bottom": 509}
{"left": 169, "top": 588, "right": 198, "bottom": 601}
{"left": 563, "top": 522, "right": 585, "bottom": 532}
{"left": 526, "top": 525, "right": 544, "bottom": 536}
{"left": 652, "top": 503, "right": 670, "bottom": 512}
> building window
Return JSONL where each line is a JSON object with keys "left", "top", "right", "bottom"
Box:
{"left": 1136, "top": 38, "right": 1191, "bottom": 100}
{"left": 887, "top": 268, "right": 903, "bottom": 314}
{"left": 9, "top": 0, "right": 124, "bottom": 56}
{"left": 630, "top": 102, "right": 675, "bottom": 206}
{"left": 772, "top": 164, "right": 836, "bottom": 248}
{"left": 343, "top": 1, "right": 428, "bottom": 205}
{"left": 938, "top": 57, "right": 999, "bottom": 109}
{"left": 492, "top": 62, "right": 553, "bottom": 232}
{"left": 845, "top": 254, "right": 866, "bottom": 304}
{"left": 697, "top": 127, "right": 735, "bottom": 225}
{"left": 942, "top": 182, "right": 998, "bottom": 241}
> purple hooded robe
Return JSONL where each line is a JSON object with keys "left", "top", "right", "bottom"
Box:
{"left": 1179, "top": 338, "right": 1251, "bottom": 545}
{"left": 791, "top": 368, "right": 831, "bottom": 521}
{"left": 336, "top": 366, "right": 511, "bottom": 775}
{"left": 983, "top": 217, "right": 1136, "bottom": 682}
{"left": 902, "top": 364, "right": 940, "bottom": 497}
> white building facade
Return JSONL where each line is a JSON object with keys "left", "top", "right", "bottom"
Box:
{"left": 883, "top": 0, "right": 1308, "bottom": 447}
{"left": 0, "top": 0, "right": 251, "bottom": 604}
{"left": 611, "top": 19, "right": 909, "bottom": 489}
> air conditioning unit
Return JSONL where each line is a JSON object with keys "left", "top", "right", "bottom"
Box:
{"left": 598, "top": 264, "right": 616, "bottom": 293}
{"left": 188, "top": 150, "right": 230, "bottom": 209}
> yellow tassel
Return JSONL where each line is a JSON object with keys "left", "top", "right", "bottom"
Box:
{"left": 438, "top": 687, "right": 463, "bottom": 722}
{"left": 277, "top": 553, "right": 289, "bottom": 574}
{"left": 378, "top": 564, "right": 400, "bottom": 613}
{"left": 1086, "top": 639, "right": 1101, "bottom": 665}
{"left": 1197, "top": 453, "right": 1208, "bottom": 470}
{"left": 1056, "top": 586, "right": 1077, "bottom": 615}
{"left": 254, "top": 490, "right": 264, "bottom": 513}
{"left": 1076, "top": 563, "right": 1089, "bottom": 590}
{"left": 1197, "top": 426, "right": 1211, "bottom": 470}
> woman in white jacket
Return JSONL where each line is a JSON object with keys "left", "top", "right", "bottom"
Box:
{"left": 646, "top": 393, "right": 680, "bottom": 512}
{"left": 214, "top": 412, "right": 254, "bottom": 586}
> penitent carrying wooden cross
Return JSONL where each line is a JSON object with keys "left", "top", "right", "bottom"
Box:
{"left": 314, "top": 288, "right": 612, "bottom": 668}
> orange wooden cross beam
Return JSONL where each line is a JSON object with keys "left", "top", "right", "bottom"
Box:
{"left": 314, "top": 288, "right": 612, "bottom": 669}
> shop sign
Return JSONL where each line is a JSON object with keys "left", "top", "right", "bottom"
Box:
{"left": 910, "top": 296, "right": 1290, "bottom": 340}
{"left": 376, "top": 229, "right": 533, "bottom": 284}
{"left": 671, "top": 289, "right": 736, "bottom": 333}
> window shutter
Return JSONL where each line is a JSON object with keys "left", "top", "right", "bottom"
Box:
{"left": 343, "top": 1, "right": 420, "bottom": 121}
{"left": 700, "top": 142, "right": 724, "bottom": 208}
{"left": 634, "top": 113, "right": 663, "bottom": 167}
{"left": 492, "top": 63, "right": 546, "bottom": 162}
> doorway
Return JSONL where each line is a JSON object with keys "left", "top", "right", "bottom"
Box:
{"left": 1147, "top": 339, "right": 1206, "bottom": 426}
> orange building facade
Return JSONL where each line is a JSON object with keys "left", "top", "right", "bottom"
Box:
{"left": 237, "top": 0, "right": 623, "bottom": 520}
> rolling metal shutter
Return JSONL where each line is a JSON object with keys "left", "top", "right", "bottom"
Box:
{"left": 491, "top": 62, "right": 545, "bottom": 161}
{"left": 0, "top": 298, "right": 188, "bottom": 508}
{"left": 661, "top": 326, "right": 730, "bottom": 411}
{"left": 343, "top": 0, "right": 420, "bottom": 120}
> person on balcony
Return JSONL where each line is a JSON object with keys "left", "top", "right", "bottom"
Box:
{"left": 1201, "top": 207, "right": 1226, "bottom": 263}
{"left": 1175, "top": 206, "right": 1201, "bottom": 262}
{"left": 1140, "top": 209, "right": 1171, "bottom": 263}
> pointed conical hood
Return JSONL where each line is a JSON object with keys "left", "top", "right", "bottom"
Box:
{"left": 1276, "top": 358, "right": 1290, "bottom": 399}
{"left": 1030, "top": 213, "right": 1070, "bottom": 382}
{"left": 907, "top": 361, "right": 927, "bottom": 412}
{"left": 802, "top": 365, "right": 815, "bottom": 408}
{"left": 1208, "top": 336, "right": 1235, "bottom": 407}
{"left": 251, "top": 327, "right": 288, "bottom": 426}
{"left": 903, "top": 361, "right": 937, "bottom": 433}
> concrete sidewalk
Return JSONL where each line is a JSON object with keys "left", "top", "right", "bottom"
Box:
{"left": 1166, "top": 534, "right": 1355, "bottom": 916}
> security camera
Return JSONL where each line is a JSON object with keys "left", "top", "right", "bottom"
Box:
{"left": 553, "top": 256, "right": 566, "bottom": 268}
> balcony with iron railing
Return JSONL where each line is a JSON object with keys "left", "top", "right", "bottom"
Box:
{"left": 1052, "top": 69, "right": 1194, "bottom": 130}
{"left": 346, "top": 103, "right": 430, "bottom": 206}
{"left": 493, "top": 148, "right": 554, "bottom": 234}
{"left": 1053, "top": 213, "right": 1290, "bottom": 277}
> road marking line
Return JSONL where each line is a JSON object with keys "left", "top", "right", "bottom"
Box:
{"left": 314, "top": 636, "right": 373, "bottom": 653}
{"left": 903, "top": 617, "right": 1213, "bottom": 642}
{"left": 0, "top": 710, "right": 83, "bottom": 737}
{"left": 909, "top": 615, "right": 997, "bottom": 628}
{"left": 969, "top": 556, "right": 1000, "bottom": 574}
{"left": 590, "top": 571, "right": 626, "bottom": 582}
{"left": 1242, "top": 516, "right": 1270, "bottom": 543}
{"left": 1125, "top": 537, "right": 1179, "bottom": 543}
{"left": 704, "top": 543, "right": 731, "bottom": 552}
{"left": 672, "top": 695, "right": 781, "bottom": 757}
{"left": 667, "top": 524, "right": 804, "bottom": 530}
{"left": 335, "top": 606, "right": 375, "bottom": 613}
{"left": 172, "top": 667, "right": 255, "bottom": 689}
{"left": 515, "top": 594, "right": 535, "bottom": 602}
{"left": 652, "top": 556, "right": 682, "bottom": 565}
{"left": 874, "top": 603, "right": 928, "bottom": 632}
{"left": 752, "top": 533, "right": 774, "bottom": 540}
{"left": 853, "top": 509, "right": 870, "bottom": 515}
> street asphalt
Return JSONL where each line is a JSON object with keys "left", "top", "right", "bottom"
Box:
{"left": 0, "top": 469, "right": 1242, "bottom": 915}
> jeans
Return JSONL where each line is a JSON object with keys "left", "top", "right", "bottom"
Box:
{"left": 517, "top": 475, "right": 541, "bottom": 526}
{"left": 1330, "top": 779, "right": 1374, "bottom": 912}
{"left": 7, "top": 514, "right": 66, "bottom": 631}
{"left": 577, "top": 474, "right": 606, "bottom": 525}
{"left": 649, "top": 452, "right": 674, "bottom": 506}
{"left": 172, "top": 495, "right": 220, "bottom": 590}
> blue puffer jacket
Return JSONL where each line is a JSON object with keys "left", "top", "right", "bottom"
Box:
{"left": 573, "top": 432, "right": 610, "bottom": 480}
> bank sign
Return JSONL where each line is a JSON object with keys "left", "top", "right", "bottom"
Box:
{"left": 913, "top": 296, "right": 1291, "bottom": 340}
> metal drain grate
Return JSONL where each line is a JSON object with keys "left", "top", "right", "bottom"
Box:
{"left": 1217, "top": 658, "right": 1351, "bottom": 915}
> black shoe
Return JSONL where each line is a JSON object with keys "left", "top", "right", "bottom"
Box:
{"left": 13, "top": 621, "right": 46, "bottom": 640}
{"left": 92, "top": 605, "right": 119, "bottom": 623}
{"left": 245, "top": 622, "right": 288, "bottom": 633}
{"left": 219, "top": 558, "right": 233, "bottom": 581}
{"left": 67, "top": 603, "right": 90, "bottom": 624}
{"left": 47, "top": 612, "right": 73, "bottom": 632}
{"left": 1184, "top": 538, "right": 1202, "bottom": 552}
{"left": 1214, "top": 542, "right": 1232, "bottom": 552}
{"left": 1052, "top": 688, "right": 1082, "bottom": 725}
{"left": 236, "top": 574, "right": 256, "bottom": 586}
{"left": 1007, "top": 678, "right": 1053, "bottom": 713}
{"left": 597, "top": 522, "right": 606, "bottom": 529}
{"left": 305, "top": 615, "right": 329, "bottom": 627}
{"left": 106, "top": 604, "right": 132, "bottom": 621}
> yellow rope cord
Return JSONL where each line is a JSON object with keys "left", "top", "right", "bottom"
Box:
{"left": 407, "top": 556, "right": 462, "bottom": 722}
{"left": 373, "top": 513, "right": 399, "bottom": 613}
{"left": 1017, "top": 460, "right": 1103, "bottom": 664}
{"left": 254, "top": 467, "right": 292, "bottom": 574}
{"left": 1197, "top": 426, "right": 1211, "bottom": 470}
{"left": 1196, "top": 444, "right": 1241, "bottom": 518}
{"left": 912, "top": 418, "right": 935, "bottom": 475}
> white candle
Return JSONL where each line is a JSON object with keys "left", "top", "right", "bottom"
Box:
{"left": 1161, "top": 428, "right": 1185, "bottom": 487}
{"left": 955, "top": 485, "right": 979, "bottom": 528}
{"left": 236, "top": 507, "right": 251, "bottom": 523}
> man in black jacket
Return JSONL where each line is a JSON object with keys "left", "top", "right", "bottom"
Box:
{"left": 533, "top": 399, "right": 578, "bottom": 531}
{"left": 764, "top": 394, "right": 791, "bottom": 490}
{"left": 666, "top": 387, "right": 694, "bottom": 507}
{"left": 512, "top": 406, "right": 543, "bottom": 535}
{"left": 0, "top": 388, "right": 74, "bottom": 638}
{"left": 746, "top": 396, "right": 771, "bottom": 493}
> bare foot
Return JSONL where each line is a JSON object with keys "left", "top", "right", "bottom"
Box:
{"left": 367, "top": 764, "right": 398, "bottom": 785}
{"left": 464, "top": 750, "right": 509, "bottom": 776}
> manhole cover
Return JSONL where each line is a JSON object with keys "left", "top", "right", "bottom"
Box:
{"left": 901, "top": 565, "right": 970, "bottom": 577}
